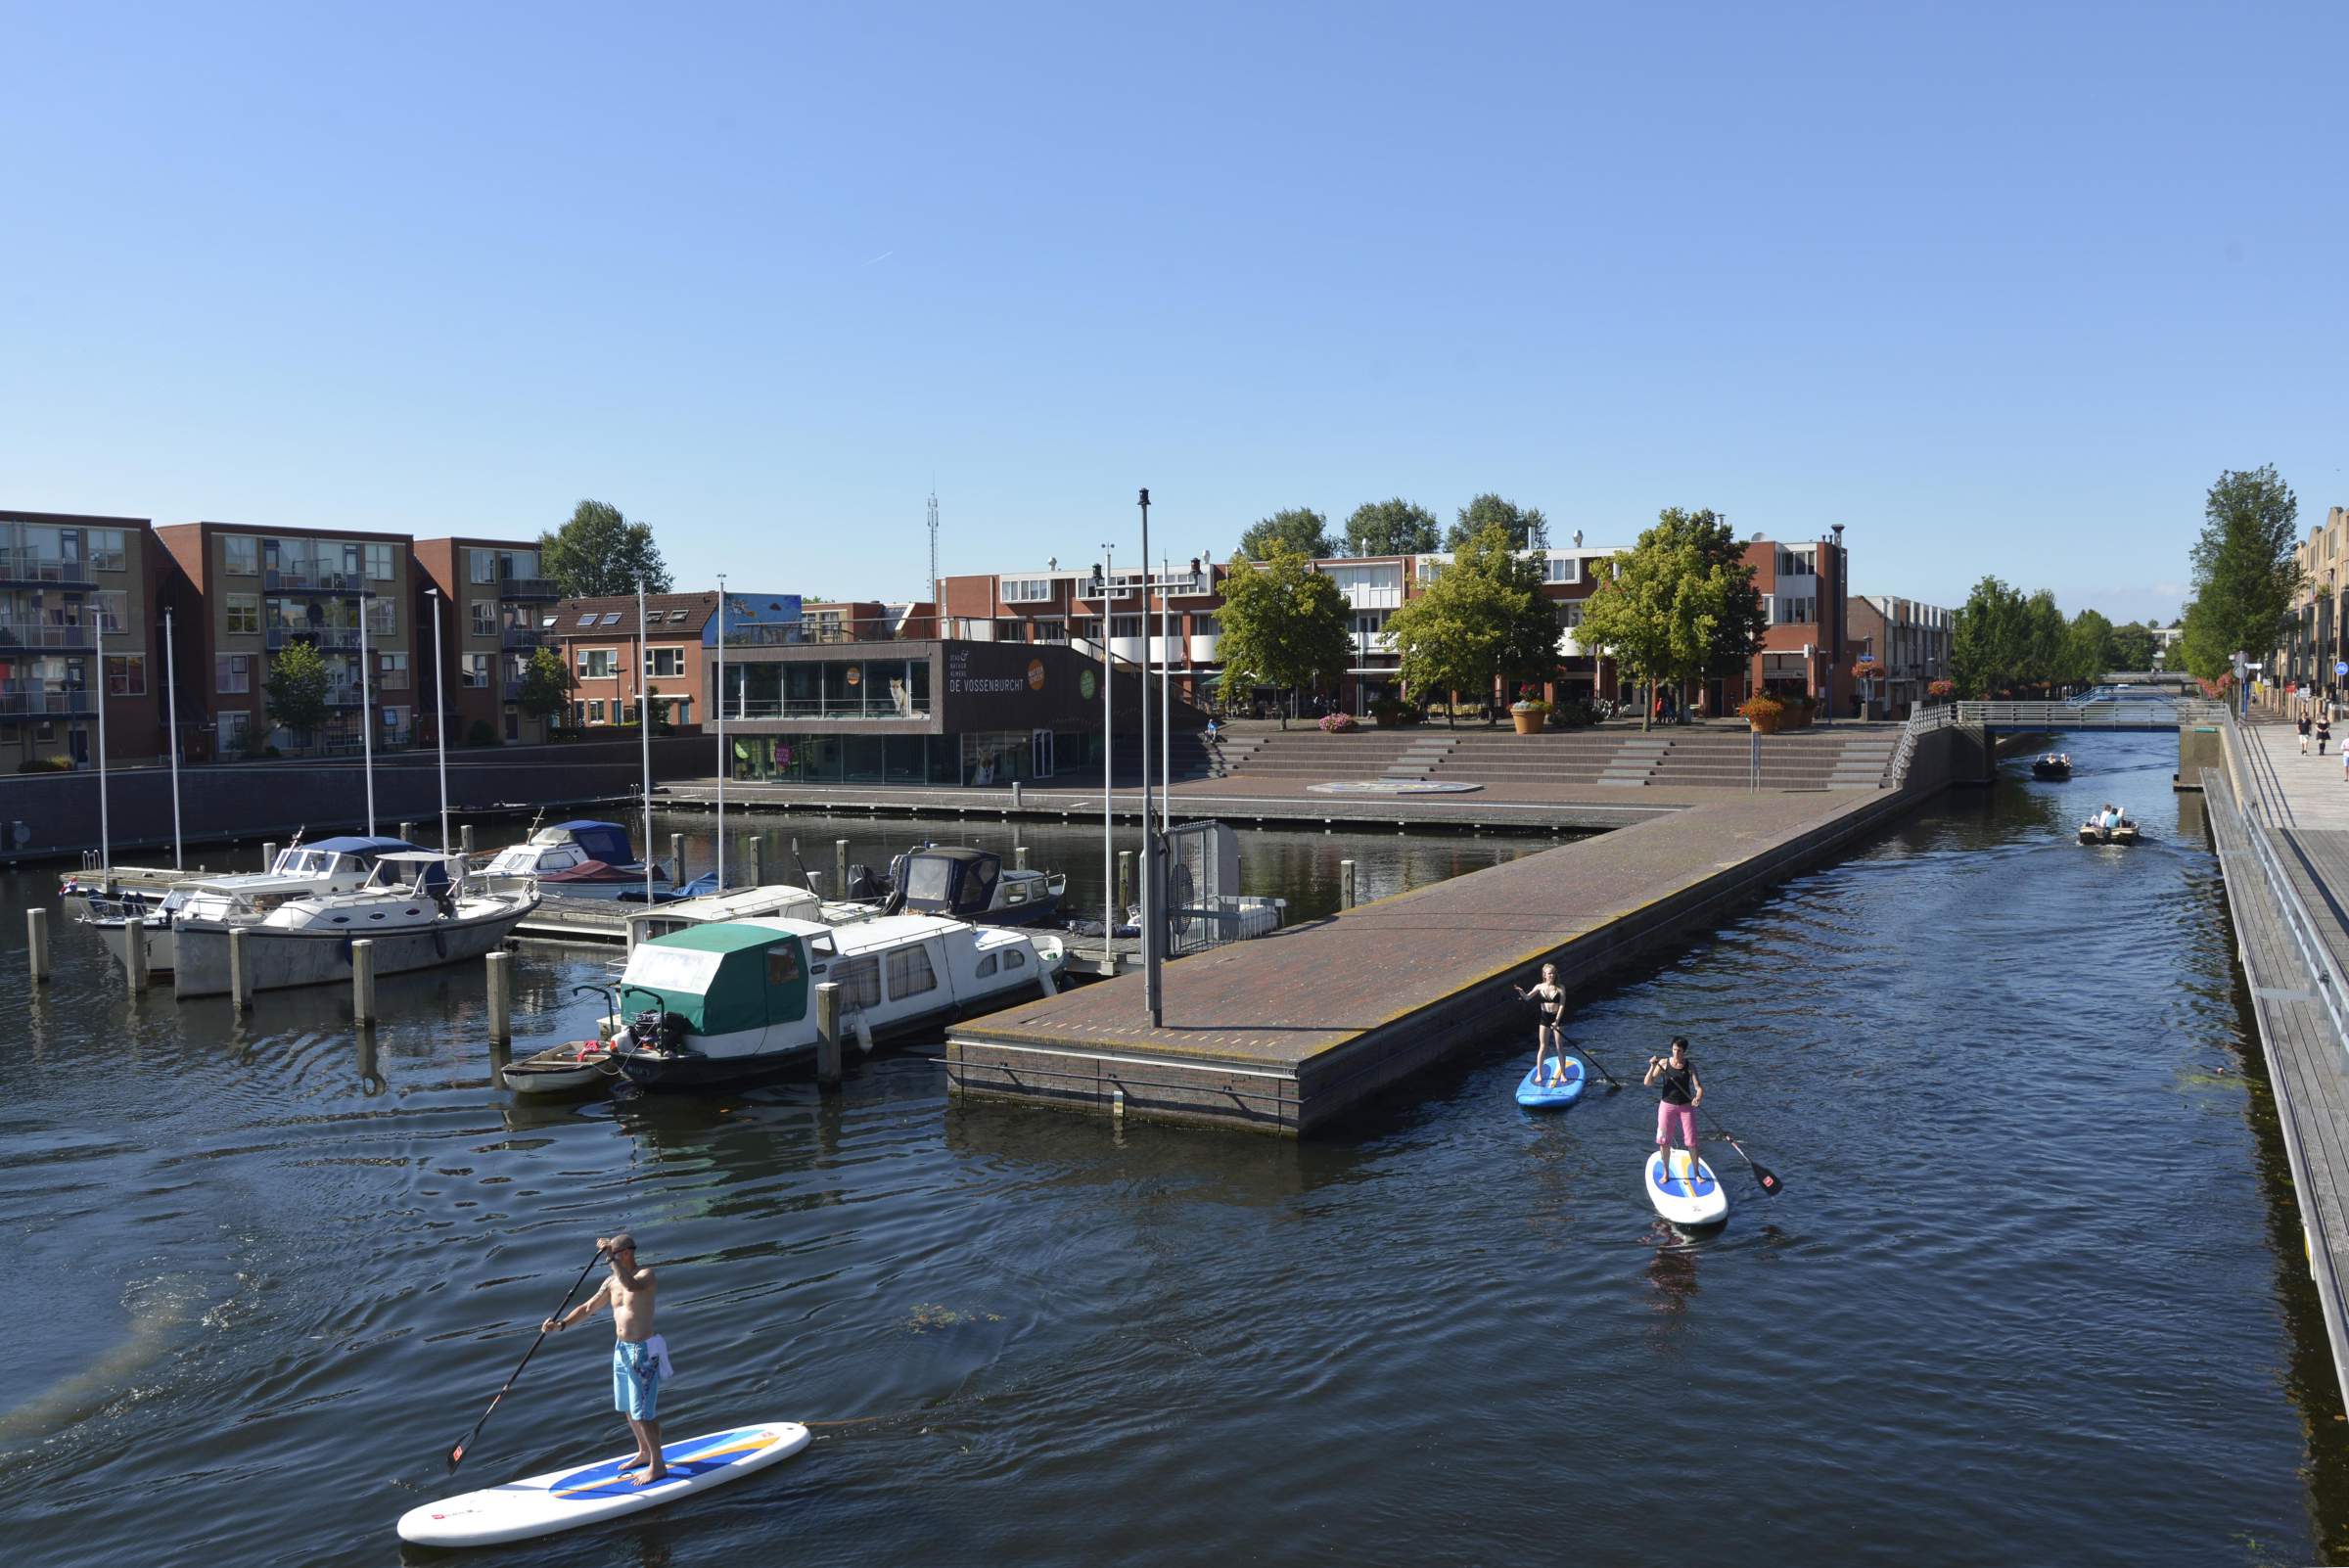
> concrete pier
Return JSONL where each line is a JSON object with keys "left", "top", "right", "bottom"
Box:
{"left": 948, "top": 788, "right": 1915, "bottom": 1133}
{"left": 485, "top": 950, "right": 512, "bottom": 1043}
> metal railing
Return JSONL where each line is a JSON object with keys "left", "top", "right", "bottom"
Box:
{"left": 500, "top": 624, "right": 545, "bottom": 649}
{"left": 0, "top": 549, "right": 96, "bottom": 585}
{"left": 0, "top": 688, "right": 96, "bottom": 716}
{"left": 716, "top": 697, "right": 931, "bottom": 721}
{"left": 495, "top": 575, "right": 560, "bottom": 600}
{"left": 0, "top": 622, "right": 96, "bottom": 650}
{"left": 265, "top": 625, "right": 364, "bottom": 650}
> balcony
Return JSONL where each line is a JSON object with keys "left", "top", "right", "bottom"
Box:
{"left": 266, "top": 626, "right": 364, "bottom": 651}
{"left": 716, "top": 698, "right": 932, "bottom": 722}
{"left": 501, "top": 678, "right": 526, "bottom": 701}
{"left": 0, "top": 549, "right": 96, "bottom": 589}
{"left": 497, "top": 575, "right": 560, "bottom": 601}
{"left": 0, "top": 623, "right": 96, "bottom": 652}
{"left": 265, "top": 568, "right": 370, "bottom": 595}
{"left": 0, "top": 688, "right": 96, "bottom": 719}
{"left": 500, "top": 624, "right": 545, "bottom": 650}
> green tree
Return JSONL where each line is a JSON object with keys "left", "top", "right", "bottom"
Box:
{"left": 2063, "top": 609, "right": 2118, "bottom": 686}
{"left": 1387, "top": 524, "right": 1560, "bottom": 725}
{"left": 1342, "top": 497, "right": 1440, "bottom": 557}
{"left": 1214, "top": 545, "right": 1353, "bottom": 727}
{"left": 1235, "top": 507, "right": 1335, "bottom": 561}
{"left": 2110, "top": 620, "right": 2158, "bottom": 671}
{"left": 539, "top": 499, "right": 673, "bottom": 597}
{"left": 2020, "top": 589, "right": 2068, "bottom": 690}
{"left": 1574, "top": 508, "right": 1766, "bottom": 730}
{"left": 1949, "top": 576, "right": 2026, "bottom": 697}
{"left": 516, "top": 645, "right": 576, "bottom": 725}
{"left": 1446, "top": 492, "right": 1548, "bottom": 552}
{"left": 264, "top": 640, "right": 332, "bottom": 745}
{"left": 2184, "top": 465, "right": 2301, "bottom": 680}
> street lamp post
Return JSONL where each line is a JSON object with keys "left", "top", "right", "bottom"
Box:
{"left": 425, "top": 587, "right": 449, "bottom": 851}
{"left": 715, "top": 574, "right": 727, "bottom": 893}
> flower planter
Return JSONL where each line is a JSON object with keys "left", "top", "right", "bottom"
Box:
{"left": 1512, "top": 709, "right": 1546, "bottom": 735}
{"left": 1747, "top": 714, "right": 1784, "bottom": 735}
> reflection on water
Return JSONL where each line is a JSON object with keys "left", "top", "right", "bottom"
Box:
{"left": 1, "top": 736, "right": 2344, "bottom": 1565}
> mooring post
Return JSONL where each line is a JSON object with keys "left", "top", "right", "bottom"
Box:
{"left": 746, "top": 836, "right": 764, "bottom": 889}
{"left": 399, "top": 822, "right": 418, "bottom": 846}
{"left": 26, "top": 907, "right": 49, "bottom": 985}
{"left": 459, "top": 822, "right": 474, "bottom": 854}
{"left": 835, "top": 839, "right": 850, "bottom": 897}
{"left": 1014, "top": 845, "right": 1030, "bottom": 871}
{"left": 485, "top": 949, "right": 511, "bottom": 1043}
{"left": 669, "top": 833, "right": 686, "bottom": 885}
{"left": 124, "top": 917, "right": 149, "bottom": 990}
{"left": 815, "top": 981, "right": 842, "bottom": 1088}
{"left": 229, "top": 927, "right": 252, "bottom": 1012}
{"left": 351, "top": 939, "right": 376, "bottom": 1025}
{"left": 261, "top": 841, "right": 276, "bottom": 871}
{"left": 1012, "top": 780, "right": 1022, "bottom": 809}
{"left": 1340, "top": 858, "right": 1357, "bottom": 909}
{"left": 1118, "top": 849, "right": 1133, "bottom": 914}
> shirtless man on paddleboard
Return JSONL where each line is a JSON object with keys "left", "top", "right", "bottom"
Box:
{"left": 545, "top": 1233, "right": 671, "bottom": 1484}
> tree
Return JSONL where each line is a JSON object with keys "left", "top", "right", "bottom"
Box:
{"left": 516, "top": 645, "right": 576, "bottom": 725}
{"left": 2185, "top": 465, "right": 2301, "bottom": 679}
{"left": 2063, "top": 609, "right": 2118, "bottom": 686}
{"left": 2020, "top": 589, "right": 2068, "bottom": 690}
{"left": 1574, "top": 508, "right": 1766, "bottom": 730}
{"left": 264, "top": 641, "right": 332, "bottom": 745}
{"left": 1235, "top": 507, "right": 1334, "bottom": 562}
{"left": 1342, "top": 497, "right": 1440, "bottom": 557}
{"left": 1446, "top": 492, "right": 1548, "bottom": 552}
{"left": 1950, "top": 576, "right": 2031, "bottom": 696}
{"left": 539, "top": 499, "right": 673, "bottom": 597}
{"left": 1213, "top": 545, "right": 1353, "bottom": 727}
{"left": 2111, "top": 620, "right": 2158, "bottom": 671}
{"left": 1386, "top": 524, "right": 1560, "bottom": 725}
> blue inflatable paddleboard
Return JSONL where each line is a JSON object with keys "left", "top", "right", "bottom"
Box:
{"left": 1515, "top": 1056, "right": 1587, "bottom": 1108}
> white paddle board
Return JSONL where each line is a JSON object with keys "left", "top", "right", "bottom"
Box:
{"left": 1644, "top": 1149, "right": 1729, "bottom": 1227}
{"left": 397, "top": 1420, "right": 809, "bottom": 1546}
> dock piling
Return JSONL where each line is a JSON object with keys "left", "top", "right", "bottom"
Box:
{"left": 1118, "top": 850, "right": 1133, "bottom": 914}
{"left": 1340, "top": 858, "right": 1357, "bottom": 909}
{"left": 124, "top": 918, "right": 149, "bottom": 990}
{"left": 485, "top": 950, "right": 512, "bottom": 1042}
{"left": 670, "top": 833, "right": 686, "bottom": 884}
{"left": 747, "top": 837, "right": 764, "bottom": 888}
{"left": 815, "top": 981, "right": 842, "bottom": 1088}
{"left": 835, "top": 839, "right": 850, "bottom": 898}
{"left": 1014, "top": 845, "right": 1030, "bottom": 871}
{"left": 460, "top": 823, "right": 474, "bottom": 854}
{"left": 399, "top": 822, "right": 418, "bottom": 845}
{"left": 228, "top": 928, "right": 252, "bottom": 1011}
{"left": 26, "top": 908, "right": 49, "bottom": 984}
{"left": 262, "top": 841, "right": 276, "bottom": 870}
{"left": 351, "top": 939, "right": 376, "bottom": 1025}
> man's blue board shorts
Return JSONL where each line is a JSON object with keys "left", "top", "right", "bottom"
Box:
{"left": 613, "top": 1339, "right": 661, "bottom": 1420}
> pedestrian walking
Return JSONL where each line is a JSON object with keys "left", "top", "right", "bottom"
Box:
{"left": 2301, "top": 713, "right": 2313, "bottom": 754}
{"left": 2321, "top": 717, "right": 2333, "bottom": 757}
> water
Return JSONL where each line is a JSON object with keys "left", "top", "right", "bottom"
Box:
{"left": 4, "top": 734, "right": 2343, "bottom": 1565}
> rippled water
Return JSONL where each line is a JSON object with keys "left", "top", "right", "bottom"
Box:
{"left": 4, "top": 735, "right": 2342, "bottom": 1565}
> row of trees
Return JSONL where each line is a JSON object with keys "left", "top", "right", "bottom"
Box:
{"left": 1946, "top": 580, "right": 2150, "bottom": 696}
{"left": 1235, "top": 493, "right": 1551, "bottom": 560}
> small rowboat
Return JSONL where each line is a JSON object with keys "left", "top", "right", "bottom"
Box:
{"left": 2031, "top": 754, "right": 2072, "bottom": 780}
{"left": 2077, "top": 820, "right": 2142, "bottom": 847}
{"left": 501, "top": 1040, "right": 615, "bottom": 1095}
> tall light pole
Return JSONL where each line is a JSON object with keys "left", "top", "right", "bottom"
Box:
{"left": 357, "top": 583, "right": 375, "bottom": 836}
{"left": 1138, "top": 486, "right": 1160, "bottom": 1029}
{"left": 1099, "top": 543, "right": 1114, "bottom": 954}
{"left": 425, "top": 587, "right": 449, "bottom": 851}
{"left": 638, "top": 579, "right": 654, "bottom": 906}
{"left": 163, "top": 608, "right": 181, "bottom": 869}
{"left": 714, "top": 574, "right": 727, "bottom": 893}
{"left": 94, "top": 608, "right": 110, "bottom": 876}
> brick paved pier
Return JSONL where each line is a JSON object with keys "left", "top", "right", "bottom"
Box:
{"left": 946, "top": 787, "right": 1913, "bottom": 1133}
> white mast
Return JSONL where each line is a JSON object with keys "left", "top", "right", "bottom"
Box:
{"left": 1161, "top": 553, "right": 1172, "bottom": 836}
{"left": 1100, "top": 543, "right": 1114, "bottom": 952}
{"left": 95, "top": 610, "right": 111, "bottom": 876}
{"left": 358, "top": 582, "right": 375, "bottom": 836}
{"left": 639, "top": 579, "right": 654, "bottom": 906}
{"left": 426, "top": 587, "right": 449, "bottom": 851}
{"left": 163, "top": 608, "right": 182, "bottom": 869}
{"left": 714, "top": 575, "right": 727, "bottom": 894}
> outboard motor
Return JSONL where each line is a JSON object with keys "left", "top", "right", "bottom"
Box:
{"left": 625, "top": 1007, "right": 687, "bottom": 1052}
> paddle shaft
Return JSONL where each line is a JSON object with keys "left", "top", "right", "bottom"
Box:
{"left": 1697, "top": 1103, "right": 1783, "bottom": 1196}
{"left": 1560, "top": 1036, "right": 1623, "bottom": 1090}
{"left": 445, "top": 1248, "right": 606, "bottom": 1472}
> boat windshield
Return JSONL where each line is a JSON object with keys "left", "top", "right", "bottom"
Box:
{"left": 902, "top": 857, "right": 955, "bottom": 902}
{"left": 622, "top": 945, "right": 725, "bottom": 994}
{"left": 274, "top": 849, "right": 337, "bottom": 876}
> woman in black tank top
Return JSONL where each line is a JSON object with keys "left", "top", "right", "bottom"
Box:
{"left": 1642, "top": 1037, "right": 1704, "bottom": 1177}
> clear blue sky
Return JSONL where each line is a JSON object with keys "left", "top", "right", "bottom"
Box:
{"left": 4, "top": 2, "right": 2342, "bottom": 623}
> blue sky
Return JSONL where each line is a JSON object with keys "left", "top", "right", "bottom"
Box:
{"left": 3, "top": 1, "right": 2341, "bottom": 623}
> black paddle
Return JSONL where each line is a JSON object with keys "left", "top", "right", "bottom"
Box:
{"left": 444, "top": 1246, "right": 606, "bottom": 1473}
{"left": 1698, "top": 1105, "right": 1784, "bottom": 1196}
{"left": 1560, "top": 1036, "right": 1624, "bottom": 1093}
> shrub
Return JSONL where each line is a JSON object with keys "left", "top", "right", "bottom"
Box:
{"left": 1369, "top": 697, "right": 1418, "bottom": 725}
{"left": 1510, "top": 698, "right": 1550, "bottom": 715}
{"left": 1551, "top": 698, "right": 1599, "bottom": 727}
{"left": 17, "top": 756, "right": 72, "bottom": 773}
{"left": 465, "top": 718, "right": 499, "bottom": 748}
{"left": 1318, "top": 711, "right": 1359, "bottom": 733}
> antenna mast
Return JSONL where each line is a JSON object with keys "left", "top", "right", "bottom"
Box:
{"left": 927, "top": 490, "right": 941, "bottom": 610}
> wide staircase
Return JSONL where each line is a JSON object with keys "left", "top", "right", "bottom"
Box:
{"left": 1197, "top": 723, "right": 1900, "bottom": 791}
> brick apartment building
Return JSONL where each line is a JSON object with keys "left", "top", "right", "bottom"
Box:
{"left": 2277, "top": 505, "right": 2349, "bottom": 693}
{"left": 551, "top": 589, "right": 804, "bottom": 729}
{"left": 0, "top": 509, "right": 168, "bottom": 769}
{"left": 1738, "top": 530, "right": 1857, "bottom": 716}
{"left": 1848, "top": 593, "right": 1953, "bottom": 718}
{"left": 412, "top": 538, "right": 560, "bottom": 746}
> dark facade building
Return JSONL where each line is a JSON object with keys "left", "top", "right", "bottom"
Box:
{"left": 412, "top": 538, "right": 560, "bottom": 746}
{"left": 0, "top": 509, "right": 168, "bottom": 768}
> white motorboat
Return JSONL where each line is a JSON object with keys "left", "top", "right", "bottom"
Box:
{"left": 483, "top": 819, "right": 670, "bottom": 900}
{"left": 171, "top": 852, "right": 539, "bottom": 997}
{"left": 608, "top": 914, "right": 1064, "bottom": 1088}
{"left": 80, "top": 835, "right": 420, "bottom": 977}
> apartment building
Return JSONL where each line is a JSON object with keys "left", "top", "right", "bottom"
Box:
{"left": 1848, "top": 594, "right": 1953, "bottom": 718}
{"left": 156, "top": 521, "right": 415, "bottom": 758}
{"left": 549, "top": 590, "right": 804, "bottom": 728}
{"left": 2279, "top": 506, "right": 2349, "bottom": 693}
{"left": 1740, "top": 530, "right": 1855, "bottom": 715}
{"left": 412, "top": 538, "right": 560, "bottom": 746}
{"left": 0, "top": 509, "right": 167, "bottom": 769}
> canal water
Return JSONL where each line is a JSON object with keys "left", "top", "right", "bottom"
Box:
{"left": 4, "top": 732, "right": 2343, "bottom": 1564}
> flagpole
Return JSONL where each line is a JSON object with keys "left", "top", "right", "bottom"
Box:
{"left": 358, "top": 583, "right": 375, "bottom": 836}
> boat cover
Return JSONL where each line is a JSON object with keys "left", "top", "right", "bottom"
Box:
{"left": 617, "top": 923, "right": 809, "bottom": 1036}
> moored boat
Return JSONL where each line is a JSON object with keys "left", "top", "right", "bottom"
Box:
{"left": 483, "top": 820, "right": 671, "bottom": 900}
{"left": 501, "top": 1039, "right": 616, "bottom": 1095}
{"left": 879, "top": 846, "right": 1067, "bottom": 927}
{"left": 2032, "top": 753, "right": 2072, "bottom": 780}
{"left": 80, "top": 835, "right": 420, "bottom": 977}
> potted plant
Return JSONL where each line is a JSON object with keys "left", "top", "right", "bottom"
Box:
{"left": 1780, "top": 692, "right": 1817, "bottom": 730}
{"left": 1738, "top": 694, "right": 1785, "bottom": 734}
{"left": 1511, "top": 698, "right": 1550, "bottom": 735}
{"left": 1369, "top": 697, "right": 1418, "bottom": 728}
{"left": 1927, "top": 678, "right": 1956, "bottom": 704}
{"left": 1319, "top": 711, "right": 1359, "bottom": 733}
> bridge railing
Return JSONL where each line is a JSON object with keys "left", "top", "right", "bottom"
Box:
{"left": 1880, "top": 697, "right": 2213, "bottom": 788}
{"left": 2218, "top": 704, "right": 2349, "bottom": 1068}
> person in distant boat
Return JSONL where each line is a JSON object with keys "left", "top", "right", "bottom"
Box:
{"left": 1512, "top": 962, "right": 1569, "bottom": 1085}
{"left": 2301, "top": 712, "right": 2314, "bottom": 754}
{"left": 545, "top": 1233, "right": 671, "bottom": 1486}
{"left": 1643, "top": 1038, "right": 1704, "bottom": 1181}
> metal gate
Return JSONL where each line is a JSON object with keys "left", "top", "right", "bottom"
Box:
{"left": 1162, "top": 820, "right": 1251, "bottom": 956}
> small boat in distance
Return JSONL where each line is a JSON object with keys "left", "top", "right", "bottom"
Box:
{"left": 2078, "top": 812, "right": 2142, "bottom": 847}
{"left": 2032, "top": 753, "right": 2072, "bottom": 780}
{"left": 878, "top": 845, "right": 1068, "bottom": 927}
{"left": 483, "top": 820, "right": 671, "bottom": 900}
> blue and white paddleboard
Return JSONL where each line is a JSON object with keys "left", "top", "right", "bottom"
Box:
{"left": 397, "top": 1421, "right": 810, "bottom": 1546}
{"left": 1515, "top": 1057, "right": 1587, "bottom": 1109}
{"left": 1644, "top": 1150, "right": 1729, "bottom": 1227}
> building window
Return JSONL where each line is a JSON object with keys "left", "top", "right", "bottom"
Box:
{"left": 1193, "top": 613, "right": 1221, "bottom": 636}
{"left": 89, "top": 530, "right": 128, "bottom": 572}
{"left": 886, "top": 945, "right": 939, "bottom": 999}
{"left": 217, "top": 655, "right": 251, "bottom": 694}
{"left": 92, "top": 590, "right": 127, "bottom": 634}
{"left": 1544, "top": 556, "right": 1581, "bottom": 584}
{"left": 223, "top": 535, "right": 258, "bottom": 576}
{"left": 472, "top": 601, "right": 497, "bottom": 637}
{"left": 1034, "top": 619, "right": 1069, "bottom": 642}
{"left": 579, "top": 649, "right": 616, "bottom": 679}
{"left": 469, "top": 549, "right": 498, "bottom": 584}
{"left": 598, "top": 612, "right": 621, "bottom": 626}
{"left": 367, "top": 596, "right": 396, "bottom": 635}
{"left": 645, "top": 647, "right": 685, "bottom": 677}
{"left": 586, "top": 699, "right": 605, "bottom": 723}
{"left": 462, "top": 654, "right": 491, "bottom": 688}
{"left": 225, "top": 593, "right": 260, "bottom": 635}
{"left": 219, "top": 711, "right": 250, "bottom": 753}
{"left": 1556, "top": 600, "right": 1585, "bottom": 629}
{"left": 365, "top": 543, "right": 395, "bottom": 581}
{"left": 1002, "top": 576, "right": 1053, "bottom": 603}
{"left": 105, "top": 654, "right": 146, "bottom": 696}
{"left": 379, "top": 652, "right": 410, "bottom": 689}
{"left": 1111, "top": 615, "right": 1142, "bottom": 637}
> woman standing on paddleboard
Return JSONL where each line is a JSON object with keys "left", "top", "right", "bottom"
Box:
{"left": 1512, "top": 963, "right": 1569, "bottom": 1086}
{"left": 1643, "top": 1038, "right": 1704, "bottom": 1176}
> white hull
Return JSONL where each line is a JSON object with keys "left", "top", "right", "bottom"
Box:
{"left": 89, "top": 917, "right": 176, "bottom": 975}
{"left": 171, "top": 898, "right": 536, "bottom": 997}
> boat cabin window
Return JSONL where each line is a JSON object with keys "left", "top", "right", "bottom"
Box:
{"left": 833, "top": 954, "right": 881, "bottom": 1007}
{"left": 968, "top": 860, "right": 997, "bottom": 904}
{"left": 1004, "top": 948, "right": 1027, "bottom": 969}
{"left": 976, "top": 953, "right": 998, "bottom": 978}
{"left": 806, "top": 934, "right": 839, "bottom": 959}
{"left": 902, "top": 857, "right": 955, "bottom": 903}
{"left": 1003, "top": 881, "right": 1028, "bottom": 905}
{"left": 886, "top": 945, "right": 938, "bottom": 999}
{"left": 765, "top": 943, "right": 802, "bottom": 985}
{"left": 277, "top": 849, "right": 335, "bottom": 877}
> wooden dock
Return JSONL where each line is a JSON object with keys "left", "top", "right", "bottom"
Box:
{"left": 945, "top": 787, "right": 1912, "bottom": 1133}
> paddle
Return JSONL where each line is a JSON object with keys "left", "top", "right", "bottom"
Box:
{"left": 444, "top": 1246, "right": 607, "bottom": 1473}
{"left": 1560, "top": 1036, "right": 1623, "bottom": 1093}
{"left": 1697, "top": 1105, "right": 1783, "bottom": 1196}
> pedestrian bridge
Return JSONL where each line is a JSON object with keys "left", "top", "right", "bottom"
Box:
{"left": 1883, "top": 699, "right": 2226, "bottom": 789}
